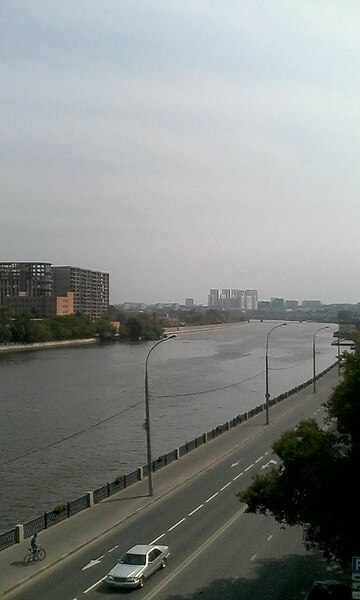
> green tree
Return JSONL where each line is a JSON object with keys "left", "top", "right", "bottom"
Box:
{"left": 238, "top": 353, "right": 360, "bottom": 567}
{"left": 122, "top": 317, "right": 142, "bottom": 341}
{"left": 324, "top": 352, "right": 360, "bottom": 451}
{"left": 137, "top": 313, "right": 163, "bottom": 340}
{"left": 11, "top": 313, "right": 33, "bottom": 343}
{"left": 28, "top": 319, "right": 53, "bottom": 342}
{"left": 118, "top": 314, "right": 163, "bottom": 342}
{"left": 48, "top": 314, "right": 96, "bottom": 340}
{"left": 0, "top": 306, "right": 13, "bottom": 343}
{"left": 95, "top": 318, "right": 116, "bottom": 341}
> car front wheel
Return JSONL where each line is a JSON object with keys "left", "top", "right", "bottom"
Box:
{"left": 160, "top": 558, "right": 167, "bottom": 569}
{"left": 138, "top": 576, "right": 144, "bottom": 588}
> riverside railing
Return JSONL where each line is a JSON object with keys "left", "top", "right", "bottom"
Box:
{"left": 0, "top": 362, "right": 337, "bottom": 552}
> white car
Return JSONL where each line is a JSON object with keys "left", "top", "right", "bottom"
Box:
{"left": 106, "top": 544, "right": 170, "bottom": 589}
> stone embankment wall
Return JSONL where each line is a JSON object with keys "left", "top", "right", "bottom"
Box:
{"left": 163, "top": 322, "right": 245, "bottom": 335}
{"left": 0, "top": 338, "right": 97, "bottom": 353}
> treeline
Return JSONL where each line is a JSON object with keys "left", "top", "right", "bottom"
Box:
{"left": 0, "top": 307, "right": 99, "bottom": 344}
{"left": 168, "top": 308, "right": 247, "bottom": 326}
{"left": 0, "top": 307, "right": 165, "bottom": 345}
{"left": 0, "top": 305, "right": 247, "bottom": 346}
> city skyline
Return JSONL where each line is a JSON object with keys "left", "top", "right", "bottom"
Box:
{"left": 1, "top": 260, "right": 358, "bottom": 308}
{"left": 1, "top": 2, "right": 359, "bottom": 306}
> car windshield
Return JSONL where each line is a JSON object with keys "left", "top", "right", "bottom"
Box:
{"left": 120, "top": 553, "right": 146, "bottom": 566}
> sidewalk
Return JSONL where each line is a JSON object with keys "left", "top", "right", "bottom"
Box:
{"left": 0, "top": 367, "right": 339, "bottom": 597}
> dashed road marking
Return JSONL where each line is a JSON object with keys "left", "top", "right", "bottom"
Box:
{"left": 189, "top": 504, "right": 203, "bottom": 516}
{"left": 168, "top": 518, "right": 186, "bottom": 531}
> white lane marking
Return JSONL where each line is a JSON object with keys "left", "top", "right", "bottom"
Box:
{"left": 150, "top": 533, "right": 165, "bottom": 544}
{"left": 261, "top": 459, "right": 277, "bottom": 469}
{"left": 206, "top": 492, "right": 219, "bottom": 503}
{"left": 83, "top": 575, "right": 106, "bottom": 593}
{"left": 267, "top": 534, "right": 273, "bottom": 541}
{"left": 81, "top": 456, "right": 269, "bottom": 597}
{"left": 231, "top": 461, "right": 239, "bottom": 467}
{"left": 96, "top": 554, "right": 104, "bottom": 560}
{"left": 82, "top": 559, "right": 102, "bottom": 571}
{"left": 255, "top": 456, "right": 264, "bottom": 463}
{"left": 220, "top": 482, "right": 232, "bottom": 491}
{"left": 144, "top": 507, "right": 247, "bottom": 600}
{"left": 189, "top": 504, "right": 203, "bottom": 516}
{"left": 168, "top": 517, "right": 186, "bottom": 531}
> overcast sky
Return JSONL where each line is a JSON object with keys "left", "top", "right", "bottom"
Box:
{"left": 1, "top": 1, "right": 358, "bottom": 305}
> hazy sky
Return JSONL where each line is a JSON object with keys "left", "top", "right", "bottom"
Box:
{"left": 1, "top": 1, "right": 359, "bottom": 305}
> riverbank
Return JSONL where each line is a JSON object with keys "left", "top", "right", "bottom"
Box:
{"left": 0, "top": 338, "right": 97, "bottom": 353}
{"left": 164, "top": 322, "right": 248, "bottom": 335}
{"left": 0, "top": 323, "right": 246, "bottom": 353}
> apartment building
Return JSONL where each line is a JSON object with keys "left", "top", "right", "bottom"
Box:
{"left": 208, "top": 288, "right": 258, "bottom": 311}
{"left": 53, "top": 266, "right": 109, "bottom": 320}
{"left": 0, "top": 262, "right": 54, "bottom": 317}
{"left": 0, "top": 262, "right": 109, "bottom": 320}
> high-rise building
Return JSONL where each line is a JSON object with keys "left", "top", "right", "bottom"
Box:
{"left": 53, "top": 266, "right": 109, "bottom": 320}
{"left": 0, "top": 262, "right": 54, "bottom": 317}
{"left": 207, "top": 288, "right": 257, "bottom": 310}
{"left": 208, "top": 289, "right": 220, "bottom": 307}
{"left": 245, "top": 289, "right": 258, "bottom": 310}
{"left": 0, "top": 262, "right": 110, "bottom": 320}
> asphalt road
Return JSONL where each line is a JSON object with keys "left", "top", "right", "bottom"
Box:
{"left": 6, "top": 368, "right": 343, "bottom": 600}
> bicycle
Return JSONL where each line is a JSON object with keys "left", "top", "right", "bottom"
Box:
{"left": 23, "top": 545, "right": 46, "bottom": 566}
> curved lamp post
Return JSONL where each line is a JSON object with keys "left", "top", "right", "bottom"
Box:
{"left": 312, "top": 326, "right": 329, "bottom": 393}
{"left": 145, "top": 334, "right": 176, "bottom": 496}
{"left": 337, "top": 335, "right": 343, "bottom": 377}
{"left": 265, "top": 323, "right": 287, "bottom": 425}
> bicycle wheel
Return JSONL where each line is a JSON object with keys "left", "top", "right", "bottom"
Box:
{"left": 37, "top": 548, "right": 46, "bottom": 561}
{"left": 23, "top": 553, "right": 32, "bottom": 566}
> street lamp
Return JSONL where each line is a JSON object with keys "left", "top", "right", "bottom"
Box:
{"left": 312, "top": 326, "right": 329, "bottom": 393}
{"left": 145, "top": 334, "right": 176, "bottom": 496}
{"left": 337, "top": 335, "right": 342, "bottom": 376}
{"left": 265, "top": 323, "right": 287, "bottom": 425}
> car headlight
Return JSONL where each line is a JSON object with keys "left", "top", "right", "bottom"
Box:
{"left": 127, "top": 577, "right": 138, "bottom": 582}
{"left": 107, "top": 575, "right": 114, "bottom": 581}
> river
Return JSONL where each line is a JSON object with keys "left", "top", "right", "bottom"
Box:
{"left": 0, "top": 320, "right": 339, "bottom": 532}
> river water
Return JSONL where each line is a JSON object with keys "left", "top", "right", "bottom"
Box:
{"left": 0, "top": 321, "right": 339, "bottom": 532}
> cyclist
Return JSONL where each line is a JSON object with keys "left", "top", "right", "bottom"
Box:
{"left": 30, "top": 532, "right": 39, "bottom": 559}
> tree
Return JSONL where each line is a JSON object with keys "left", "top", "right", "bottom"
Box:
{"left": 95, "top": 318, "right": 116, "bottom": 341}
{"left": 0, "top": 306, "right": 13, "bottom": 343}
{"left": 238, "top": 352, "right": 360, "bottom": 567}
{"left": 118, "top": 314, "right": 164, "bottom": 342}
{"left": 122, "top": 317, "right": 142, "bottom": 341}
{"left": 324, "top": 351, "right": 360, "bottom": 452}
{"left": 11, "top": 313, "right": 33, "bottom": 343}
{"left": 137, "top": 313, "right": 163, "bottom": 340}
{"left": 28, "top": 319, "right": 53, "bottom": 342}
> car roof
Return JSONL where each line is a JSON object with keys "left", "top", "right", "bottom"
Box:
{"left": 127, "top": 545, "right": 156, "bottom": 554}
